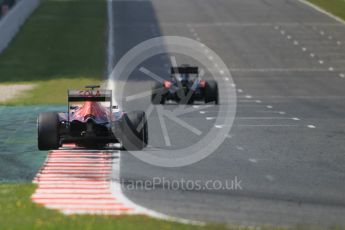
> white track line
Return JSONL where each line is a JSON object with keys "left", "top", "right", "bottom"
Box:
{"left": 298, "top": 0, "right": 345, "bottom": 25}
{"left": 107, "top": 0, "right": 114, "bottom": 75}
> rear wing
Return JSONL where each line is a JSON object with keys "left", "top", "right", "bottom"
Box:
{"left": 68, "top": 89, "right": 112, "bottom": 102}
{"left": 171, "top": 66, "right": 198, "bottom": 74}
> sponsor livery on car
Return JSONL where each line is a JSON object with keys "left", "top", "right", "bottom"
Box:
{"left": 37, "top": 86, "right": 148, "bottom": 150}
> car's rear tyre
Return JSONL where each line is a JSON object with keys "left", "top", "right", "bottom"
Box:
{"left": 151, "top": 82, "right": 166, "bottom": 104}
{"left": 204, "top": 80, "right": 219, "bottom": 105}
{"left": 121, "top": 111, "right": 148, "bottom": 150}
{"left": 37, "top": 112, "right": 60, "bottom": 150}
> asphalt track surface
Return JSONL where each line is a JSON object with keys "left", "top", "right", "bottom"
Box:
{"left": 109, "top": 0, "right": 345, "bottom": 227}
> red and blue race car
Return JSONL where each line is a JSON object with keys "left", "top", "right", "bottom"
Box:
{"left": 37, "top": 86, "right": 148, "bottom": 150}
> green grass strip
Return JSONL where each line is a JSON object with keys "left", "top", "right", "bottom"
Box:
{"left": 306, "top": 0, "right": 345, "bottom": 21}
{"left": 0, "top": 0, "right": 106, "bottom": 105}
{"left": 1, "top": 184, "right": 342, "bottom": 229}
{"left": 0, "top": 184, "right": 228, "bottom": 230}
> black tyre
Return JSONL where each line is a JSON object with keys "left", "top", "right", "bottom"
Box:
{"left": 151, "top": 82, "right": 166, "bottom": 104}
{"left": 204, "top": 80, "right": 219, "bottom": 105}
{"left": 37, "top": 112, "right": 60, "bottom": 150}
{"left": 121, "top": 111, "right": 148, "bottom": 150}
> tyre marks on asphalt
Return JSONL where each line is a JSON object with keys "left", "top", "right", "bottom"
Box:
{"left": 32, "top": 149, "right": 137, "bottom": 215}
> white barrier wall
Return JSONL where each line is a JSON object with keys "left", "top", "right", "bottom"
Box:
{"left": 0, "top": 0, "right": 40, "bottom": 53}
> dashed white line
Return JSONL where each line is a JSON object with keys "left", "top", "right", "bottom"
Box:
{"left": 236, "top": 146, "right": 244, "bottom": 151}
{"left": 319, "top": 60, "right": 324, "bottom": 64}
{"left": 307, "top": 125, "right": 316, "bottom": 129}
{"left": 249, "top": 158, "right": 258, "bottom": 163}
{"left": 255, "top": 100, "right": 262, "bottom": 103}
{"left": 265, "top": 175, "right": 275, "bottom": 181}
{"left": 266, "top": 105, "right": 273, "bottom": 109}
{"left": 292, "top": 117, "right": 300, "bottom": 121}
{"left": 340, "top": 73, "right": 345, "bottom": 78}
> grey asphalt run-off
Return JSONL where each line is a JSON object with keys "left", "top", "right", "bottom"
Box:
{"left": 109, "top": 0, "right": 345, "bottom": 227}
